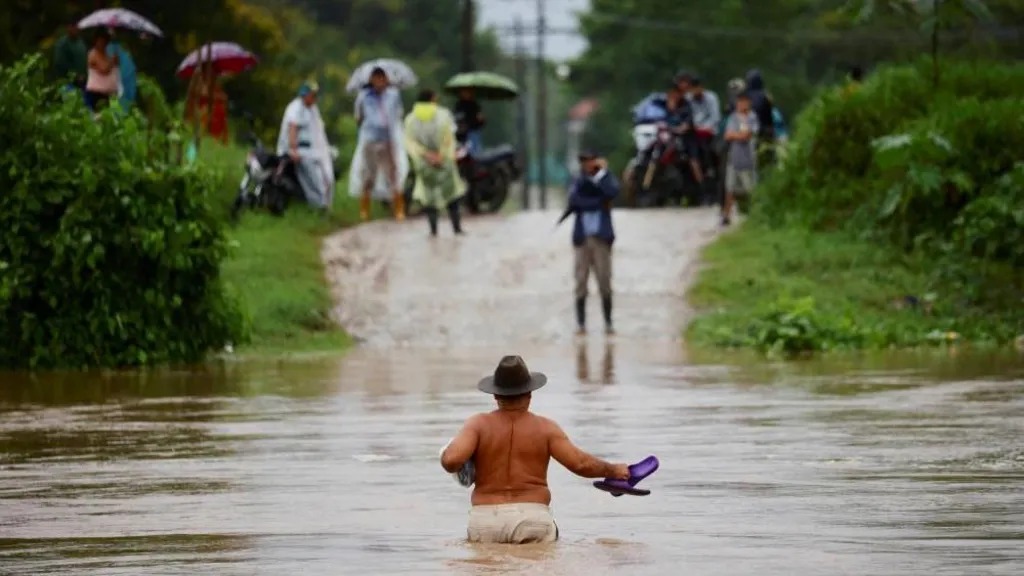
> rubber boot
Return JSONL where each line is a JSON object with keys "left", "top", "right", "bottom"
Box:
{"left": 575, "top": 297, "right": 586, "bottom": 334}
{"left": 360, "top": 192, "right": 371, "bottom": 222}
{"left": 602, "top": 295, "right": 614, "bottom": 334}
{"left": 448, "top": 201, "right": 463, "bottom": 234}
{"left": 425, "top": 208, "right": 439, "bottom": 237}
{"left": 392, "top": 192, "right": 406, "bottom": 222}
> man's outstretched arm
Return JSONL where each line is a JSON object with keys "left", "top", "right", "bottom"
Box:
{"left": 548, "top": 421, "right": 629, "bottom": 479}
{"left": 441, "top": 415, "right": 480, "bottom": 473}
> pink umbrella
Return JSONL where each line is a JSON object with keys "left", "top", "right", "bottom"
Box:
{"left": 176, "top": 42, "right": 259, "bottom": 79}
{"left": 78, "top": 8, "right": 163, "bottom": 37}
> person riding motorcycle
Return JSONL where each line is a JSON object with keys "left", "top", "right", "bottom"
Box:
{"left": 662, "top": 82, "right": 703, "bottom": 188}
{"left": 680, "top": 73, "right": 721, "bottom": 201}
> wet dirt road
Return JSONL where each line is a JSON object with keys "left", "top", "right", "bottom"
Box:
{"left": 322, "top": 208, "right": 721, "bottom": 347}
{"left": 2, "top": 208, "right": 1023, "bottom": 575}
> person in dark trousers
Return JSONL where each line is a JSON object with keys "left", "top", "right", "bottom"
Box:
{"left": 404, "top": 89, "right": 466, "bottom": 237}
{"left": 558, "top": 150, "right": 620, "bottom": 335}
{"left": 453, "top": 88, "right": 485, "bottom": 155}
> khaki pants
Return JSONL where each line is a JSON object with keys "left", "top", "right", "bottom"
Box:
{"left": 360, "top": 141, "right": 397, "bottom": 190}
{"left": 725, "top": 165, "right": 757, "bottom": 195}
{"left": 574, "top": 236, "right": 612, "bottom": 300}
{"left": 467, "top": 503, "right": 559, "bottom": 544}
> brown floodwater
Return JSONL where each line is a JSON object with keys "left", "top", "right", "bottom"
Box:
{"left": 3, "top": 208, "right": 1023, "bottom": 574}
{"left": 1, "top": 344, "right": 1022, "bottom": 575}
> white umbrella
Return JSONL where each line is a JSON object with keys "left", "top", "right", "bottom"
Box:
{"left": 345, "top": 59, "right": 417, "bottom": 93}
{"left": 78, "top": 8, "right": 163, "bottom": 37}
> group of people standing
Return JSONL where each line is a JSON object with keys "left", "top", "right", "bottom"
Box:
{"left": 277, "top": 66, "right": 470, "bottom": 237}
{"left": 53, "top": 23, "right": 137, "bottom": 112}
{"left": 645, "top": 68, "right": 780, "bottom": 225}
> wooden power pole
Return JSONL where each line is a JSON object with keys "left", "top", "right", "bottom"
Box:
{"left": 460, "top": 0, "right": 475, "bottom": 72}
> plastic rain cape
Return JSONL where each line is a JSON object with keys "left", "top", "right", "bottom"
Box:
{"left": 276, "top": 98, "right": 335, "bottom": 208}
{"left": 347, "top": 88, "right": 409, "bottom": 200}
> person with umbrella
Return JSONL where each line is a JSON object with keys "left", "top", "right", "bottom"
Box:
{"left": 349, "top": 66, "right": 407, "bottom": 222}
{"left": 557, "top": 150, "right": 620, "bottom": 335}
{"left": 453, "top": 87, "right": 485, "bottom": 155}
{"left": 84, "top": 29, "right": 119, "bottom": 111}
{"left": 404, "top": 89, "right": 466, "bottom": 237}
{"left": 106, "top": 28, "right": 137, "bottom": 109}
{"left": 276, "top": 81, "right": 334, "bottom": 210}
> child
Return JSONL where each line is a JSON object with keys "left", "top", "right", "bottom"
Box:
{"left": 722, "top": 91, "right": 759, "bottom": 226}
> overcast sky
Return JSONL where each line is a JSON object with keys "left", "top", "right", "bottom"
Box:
{"left": 475, "top": 0, "right": 590, "bottom": 61}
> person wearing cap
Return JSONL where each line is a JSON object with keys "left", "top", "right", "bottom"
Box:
{"left": 349, "top": 66, "right": 408, "bottom": 221}
{"left": 440, "top": 355, "right": 630, "bottom": 544}
{"left": 404, "top": 89, "right": 466, "bottom": 236}
{"left": 561, "top": 150, "right": 619, "bottom": 335}
{"left": 276, "top": 81, "right": 335, "bottom": 209}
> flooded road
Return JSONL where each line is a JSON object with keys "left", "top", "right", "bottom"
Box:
{"left": 322, "top": 209, "right": 720, "bottom": 346}
{"left": 2, "top": 209, "right": 1023, "bottom": 575}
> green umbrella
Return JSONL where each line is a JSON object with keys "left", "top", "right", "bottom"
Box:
{"left": 444, "top": 71, "right": 519, "bottom": 100}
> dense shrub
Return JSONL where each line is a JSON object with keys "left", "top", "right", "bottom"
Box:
{"left": 755, "top": 58, "right": 1024, "bottom": 271}
{"left": 0, "top": 55, "right": 247, "bottom": 369}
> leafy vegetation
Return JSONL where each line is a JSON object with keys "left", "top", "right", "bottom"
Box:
{"left": 0, "top": 57, "right": 246, "bottom": 369}
{"left": 569, "top": 0, "right": 1024, "bottom": 166}
{"left": 689, "top": 59, "right": 1024, "bottom": 355}
{"left": 0, "top": 0, "right": 507, "bottom": 146}
{"left": 197, "top": 141, "right": 368, "bottom": 354}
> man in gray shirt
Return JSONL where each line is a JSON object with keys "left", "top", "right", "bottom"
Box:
{"left": 722, "top": 91, "right": 759, "bottom": 226}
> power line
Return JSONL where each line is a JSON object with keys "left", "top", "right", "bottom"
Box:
{"left": 490, "top": 14, "right": 1024, "bottom": 42}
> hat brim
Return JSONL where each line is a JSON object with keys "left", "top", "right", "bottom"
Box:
{"left": 477, "top": 372, "right": 547, "bottom": 396}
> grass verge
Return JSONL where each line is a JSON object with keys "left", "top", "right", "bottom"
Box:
{"left": 686, "top": 222, "right": 1023, "bottom": 355}
{"left": 199, "top": 140, "right": 386, "bottom": 355}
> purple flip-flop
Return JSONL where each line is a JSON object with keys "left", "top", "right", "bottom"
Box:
{"left": 593, "top": 455, "right": 659, "bottom": 497}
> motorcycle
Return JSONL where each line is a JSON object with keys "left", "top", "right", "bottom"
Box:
{"left": 456, "top": 140, "right": 519, "bottom": 214}
{"left": 624, "top": 122, "right": 708, "bottom": 208}
{"left": 229, "top": 116, "right": 302, "bottom": 219}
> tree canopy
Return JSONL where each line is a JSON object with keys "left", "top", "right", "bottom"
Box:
{"left": 569, "top": 0, "right": 1024, "bottom": 164}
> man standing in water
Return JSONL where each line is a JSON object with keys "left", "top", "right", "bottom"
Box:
{"left": 563, "top": 150, "right": 619, "bottom": 335}
{"left": 441, "top": 355, "right": 630, "bottom": 544}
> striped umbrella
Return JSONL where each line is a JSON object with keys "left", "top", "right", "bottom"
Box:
{"left": 78, "top": 8, "right": 163, "bottom": 37}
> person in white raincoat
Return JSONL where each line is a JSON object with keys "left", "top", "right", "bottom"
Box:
{"left": 276, "top": 81, "right": 335, "bottom": 209}
{"left": 348, "top": 67, "right": 409, "bottom": 221}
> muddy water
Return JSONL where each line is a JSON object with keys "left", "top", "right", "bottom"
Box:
{"left": 3, "top": 209, "right": 1024, "bottom": 574}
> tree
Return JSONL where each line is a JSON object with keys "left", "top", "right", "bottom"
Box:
{"left": 843, "top": 0, "right": 995, "bottom": 86}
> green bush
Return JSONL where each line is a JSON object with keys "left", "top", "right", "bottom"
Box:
{"left": 755, "top": 58, "right": 1024, "bottom": 271}
{"left": 0, "top": 55, "right": 247, "bottom": 369}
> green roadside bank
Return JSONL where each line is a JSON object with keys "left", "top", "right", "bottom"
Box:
{"left": 686, "top": 59, "right": 1024, "bottom": 356}
{"left": 200, "top": 143, "right": 383, "bottom": 357}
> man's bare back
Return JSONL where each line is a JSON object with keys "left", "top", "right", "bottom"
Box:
{"left": 441, "top": 401, "right": 629, "bottom": 506}
{"left": 441, "top": 356, "right": 629, "bottom": 544}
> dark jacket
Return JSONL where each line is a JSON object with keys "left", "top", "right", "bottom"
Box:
{"left": 562, "top": 171, "right": 619, "bottom": 246}
{"left": 745, "top": 69, "right": 774, "bottom": 136}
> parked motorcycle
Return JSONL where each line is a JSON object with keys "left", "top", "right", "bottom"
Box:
{"left": 456, "top": 142, "right": 519, "bottom": 214}
{"left": 229, "top": 115, "right": 302, "bottom": 219}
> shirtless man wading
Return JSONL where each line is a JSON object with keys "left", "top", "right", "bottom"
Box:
{"left": 440, "top": 355, "right": 631, "bottom": 544}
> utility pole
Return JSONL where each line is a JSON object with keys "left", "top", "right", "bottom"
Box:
{"left": 535, "top": 0, "right": 547, "bottom": 209}
{"left": 513, "top": 17, "right": 530, "bottom": 210}
{"left": 460, "top": 0, "right": 474, "bottom": 72}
